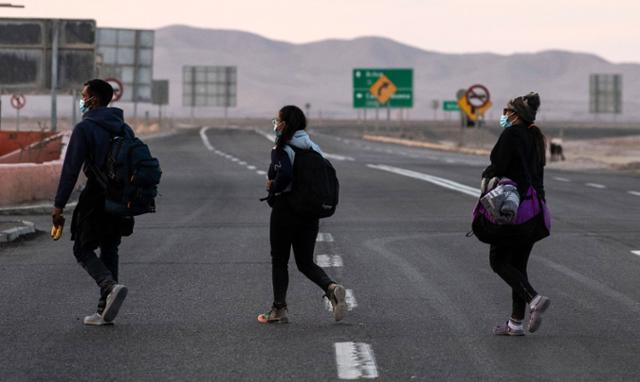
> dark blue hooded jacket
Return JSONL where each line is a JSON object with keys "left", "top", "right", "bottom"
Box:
{"left": 54, "top": 107, "right": 134, "bottom": 208}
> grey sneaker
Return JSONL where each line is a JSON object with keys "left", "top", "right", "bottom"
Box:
{"left": 528, "top": 295, "right": 551, "bottom": 333}
{"left": 257, "top": 306, "right": 289, "bottom": 324}
{"left": 493, "top": 321, "right": 524, "bottom": 336}
{"left": 83, "top": 312, "right": 114, "bottom": 326}
{"left": 102, "top": 284, "right": 128, "bottom": 322}
{"left": 327, "top": 284, "right": 347, "bottom": 322}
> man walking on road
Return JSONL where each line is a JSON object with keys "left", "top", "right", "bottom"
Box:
{"left": 52, "top": 79, "right": 133, "bottom": 326}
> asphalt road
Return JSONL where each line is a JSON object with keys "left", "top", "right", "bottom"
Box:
{"left": 1, "top": 125, "right": 639, "bottom": 381}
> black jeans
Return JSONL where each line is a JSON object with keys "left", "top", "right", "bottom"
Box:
{"left": 73, "top": 235, "right": 121, "bottom": 314}
{"left": 270, "top": 198, "right": 334, "bottom": 308}
{"left": 489, "top": 241, "right": 538, "bottom": 320}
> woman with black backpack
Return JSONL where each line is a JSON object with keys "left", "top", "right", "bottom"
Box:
{"left": 258, "top": 105, "right": 347, "bottom": 324}
{"left": 482, "top": 92, "right": 551, "bottom": 336}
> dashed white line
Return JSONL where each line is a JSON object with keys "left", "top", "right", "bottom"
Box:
{"left": 316, "top": 254, "right": 344, "bottom": 268}
{"left": 238, "top": 161, "right": 247, "bottom": 166}
{"left": 335, "top": 342, "right": 379, "bottom": 380}
{"left": 325, "top": 289, "right": 357, "bottom": 312}
{"left": 317, "top": 233, "right": 334, "bottom": 242}
{"left": 631, "top": 250, "right": 640, "bottom": 257}
{"left": 367, "top": 164, "right": 480, "bottom": 197}
{"left": 325, "top": 153, "right": 356, "bottom": 162}
{"left": 256, "top": 170, "right": 267, "bottom": 176}
{"left": 585, "top": 183, "right": 606, "bottom": 189}
{"left": 628, "top": 191, "right": 640, "bottom": 197}
{"left": 553, "top": 177, "right": 571, "bottom": 182}
{"left": 247, "top": 165, "right": 256, "bottom": 170}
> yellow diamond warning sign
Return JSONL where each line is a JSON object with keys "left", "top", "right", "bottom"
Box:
{"left": 369, "top": 74, "right": 397, "bottom": 104}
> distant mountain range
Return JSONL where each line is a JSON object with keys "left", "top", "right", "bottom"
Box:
{"left": 151, "top": 25, "right": 640, "bottom": 121}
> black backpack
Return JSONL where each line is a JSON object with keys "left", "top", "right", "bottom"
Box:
{"left": 89, "top": 122, "right": 162, "bottom": 216}
{"left": 286, "top": 145, "right": 339, "bottom": 218}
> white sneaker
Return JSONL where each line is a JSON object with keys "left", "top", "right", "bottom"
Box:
{"left": 83, "top": 312, "right": 114, "bottom": 326}
{"left": 102, "top": 284, "right": 128, "bottom": 322}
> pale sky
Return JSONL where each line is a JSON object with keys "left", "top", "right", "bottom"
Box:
{"left": 3, "top": 0, "right": 639, "bottom": 63}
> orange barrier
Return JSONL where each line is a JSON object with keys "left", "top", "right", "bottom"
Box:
{"left": 0, "top": 131, "right": 57, "bottom": 157}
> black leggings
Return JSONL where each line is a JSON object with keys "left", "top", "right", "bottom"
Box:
{"left": 270, "top": 198, "right": 334, "bottom": 308}
{"left": 489, "top": 241, "right": 538, "bottom": 320}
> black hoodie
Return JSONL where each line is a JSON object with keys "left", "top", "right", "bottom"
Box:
{"left": 482, "top": 123, "right": 545, "bottom": 200}
{"left": 54, "top": 107, "right": 134, "bottom": 208}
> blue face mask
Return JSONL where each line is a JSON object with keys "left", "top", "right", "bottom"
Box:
{"left": 79, "top": 98, "right": 90, "bottom": 114}
{"left": 499, "top": 114, "right": 512, "bottom": 129}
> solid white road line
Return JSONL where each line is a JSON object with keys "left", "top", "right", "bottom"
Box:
{"left": 585, "top": 183, "right": 606, "bottom": 189}
{"left": 199, "top": 126, "right": 214, "bottom": 151}
{"left": 367, "top": 164, "right": 480, "bottom": 198}
{"left": 335, "top": 342, "right": 379, "bottom": 380}
{"left": 317, "top": 233, "right": 334, "bottom": 242}
{"left": 628, "top": 191, "right": 640, "bottom": 197}
{"left": 316, "top": 254, "right": 344, "bottom": 268}
{"left": 553, "top": 177, "right": 571, "bottom": 182}
{"left": 631, "top": 250, "right": 640, "bottom": 257}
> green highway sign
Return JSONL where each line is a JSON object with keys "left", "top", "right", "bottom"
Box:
{"left": 353, "top": 68, "right": 413, "bottom": 108}
{"left": 443, "top": 100, "right": 460, "bottom": 111}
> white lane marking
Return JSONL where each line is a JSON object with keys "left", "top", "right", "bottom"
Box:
{"left": 199, "top": 126, "right": 214, "bottom": 151}
{"left": 553, "top": 177, "right": 571, "bottom": 182}
{"left": 325, "top": 289, "right": 357, "bottom": 312}
{"left": 247, "top": 165, "right": 256, "bottom": 170}
{"left": 628, "top": 191, "right": 640, "bottom": 197}
{"left": 238, "top": 161, "right": 247, "bottom": 166}
{"left": 536, "top": 257, "right": 640, "bottom": 314}
{"left": 256, "top": 170, "right": 267, "bottom": 176}
{"left": 316, "top": 254, "right": 344, "bottom": 268}
{"left": 631, "top": 250, "right": 640, "bottom": 257}
{"left": 230, "top": 157, "right": 239, "bottom": 162}
{"left": 325, "top": 153, "right": 356, "bottom": 162}
{"left": 335, "top": 342, "right": 379, "bottom": 380}
{"left": 317, "top": 232, "right": 334, "bottom": 242}
{"left": 444, "top": 158, "right": 457, "bottom": 164}
{"left": 585, "top": 183, "right": 606, "bottom": 189}
{"left": 367, "top": 164, "right": 480, "bottom": 197}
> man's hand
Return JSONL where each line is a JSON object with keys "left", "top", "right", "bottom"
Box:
{"left": 52, "top": 207, "right": 65, "bottom": 226}
{"left": 266, "top": 180, "right": 273, "bottom": 191}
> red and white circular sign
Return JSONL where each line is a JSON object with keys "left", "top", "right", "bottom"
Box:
{"left": 465, "top": 84, "right": 491, "bottom": 108}
{"left": 105, "top": 78, "right": 124, "bottom": 103}
{"left": 10, "top": 94, "right": 26, "bottom": 110}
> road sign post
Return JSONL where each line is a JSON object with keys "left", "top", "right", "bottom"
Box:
{"left": 10, "top": 93, "right": 25, "bottom": 130}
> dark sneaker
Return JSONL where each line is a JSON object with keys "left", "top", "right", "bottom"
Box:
{"left": 257, "top": 306, "right": 289, "bottom": 324}
{"left": 327, "top": 284, "right": 347, "bottom": 322}
{"left": 493, "top": 321, "right": 525, "bottom": 336}
{"left": 101, "top": 284, "right": 128, "bottom": 322}
{"left": 528, "top": 295, "right": 551, "bottom": 333}
{"left": 83, "top": 312, "right": 114, "bottom": 326}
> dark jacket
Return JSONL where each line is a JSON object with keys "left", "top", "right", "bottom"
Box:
{"left": 54, "top": 107, "right": 134, "bottom": 208}
{"left": 482, "top": 124, "right": 545, "bottom": 200}
{"left": 54, "top": 107, "right": 135, "bottom": 248}
{"left": 267, "top": 146, "right": 293, "bottom": 198}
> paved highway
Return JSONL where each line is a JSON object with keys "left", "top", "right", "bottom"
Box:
{"left": 1, "top": 125, "right": 639, "bottom": 381}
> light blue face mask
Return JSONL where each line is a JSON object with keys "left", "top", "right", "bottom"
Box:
{"left": 499, "top": 114, "right": 512, "bottom": 129}
{"left": 79, "top": 98, "right": 91, "bottom": 114}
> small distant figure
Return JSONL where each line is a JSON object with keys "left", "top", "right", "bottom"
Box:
{"left": 549, "top": 138, "right": 565, "bottom": 162}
